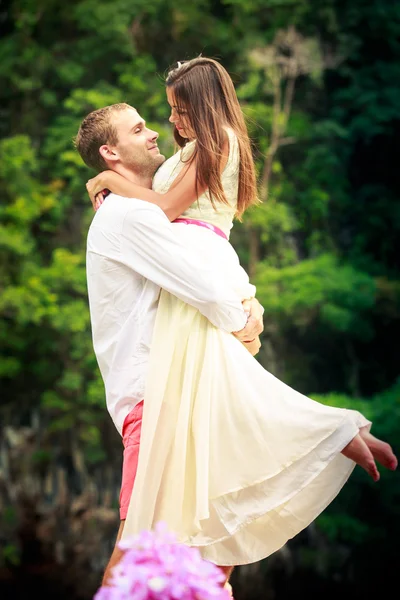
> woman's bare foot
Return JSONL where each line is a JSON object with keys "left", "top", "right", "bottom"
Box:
{"left": 341, "top": 433, "right": 380, "bottom": 481}
{"left": 359, "top": 428, "right": 398, "bottom": 471}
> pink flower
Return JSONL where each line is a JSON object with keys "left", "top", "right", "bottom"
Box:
{"left": 94, "top": 522, "right": 230, "bottom": 600}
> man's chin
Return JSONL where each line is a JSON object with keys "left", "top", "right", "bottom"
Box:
{"left": 154, "top": 153, "right": 165, "bottom": 169}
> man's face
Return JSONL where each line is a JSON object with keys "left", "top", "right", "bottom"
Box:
{"left": 110, "top": 108, "right": 165, "bottom": 176}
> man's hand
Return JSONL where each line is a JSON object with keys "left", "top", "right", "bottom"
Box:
{"left": 241, "top": 336, "right": 261, "bottom": 356}
{"left": 233, "top": 297, "right": 264, "bottom": 343}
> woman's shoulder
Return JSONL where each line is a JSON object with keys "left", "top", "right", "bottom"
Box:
{"left": 182, "top": 128, "right": 239, "bottom": 234}
{"left": 152, "top": 142, "right": 195, "bottom": 193}
{"left": 224, "top": 127, "right": 239, "bottom": 162}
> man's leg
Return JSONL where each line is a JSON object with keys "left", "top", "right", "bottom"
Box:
{"left": 101, "top": 401, "right": 144, "bottom": 586}
{"left": 102, "top": 520, "right": 125, "bottom": 586}
{"left": 218, "top": 566, "right": 235, "bottom": 597}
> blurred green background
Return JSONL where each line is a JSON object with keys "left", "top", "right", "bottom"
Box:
{"left": 0, "top": 0, "right": 399, "bottom": 598}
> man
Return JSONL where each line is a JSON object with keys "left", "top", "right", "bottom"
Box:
{"left": 74, "top": 103, "right": 264, "bottom": 586}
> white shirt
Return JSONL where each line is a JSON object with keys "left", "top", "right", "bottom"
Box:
{"left": 86, "top": 194, "right": 255, "bottom": 435}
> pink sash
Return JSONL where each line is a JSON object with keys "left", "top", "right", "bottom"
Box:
{"left": 173, "top": 217, "right": 227, "bottom": 240}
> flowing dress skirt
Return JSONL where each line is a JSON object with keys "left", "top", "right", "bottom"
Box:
{"left": 122, "top": 290, "right": 370, "bottom": 566}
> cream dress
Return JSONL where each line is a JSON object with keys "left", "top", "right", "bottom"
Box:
{"left": 121, "top": 130, "right": 371, "bottom": 566}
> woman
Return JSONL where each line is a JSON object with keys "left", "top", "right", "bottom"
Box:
{"left": 86, "top": 57, "right": 397, "bottom": 591}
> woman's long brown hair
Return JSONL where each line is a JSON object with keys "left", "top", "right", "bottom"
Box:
{"left": 165, "top": 57, "right": 259, "bottom": 218}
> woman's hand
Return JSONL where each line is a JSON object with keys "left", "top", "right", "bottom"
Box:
{"left": 86, "top": 171, "right": 115, "bottom": 211}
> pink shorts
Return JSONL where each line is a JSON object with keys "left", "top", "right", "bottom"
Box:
{"left": 119, "top": 400, "right": 144, "bottom": 520}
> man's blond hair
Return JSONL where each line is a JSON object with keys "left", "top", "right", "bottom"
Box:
{"left": 74, "top": 103, "right": 134, "bottom": 172}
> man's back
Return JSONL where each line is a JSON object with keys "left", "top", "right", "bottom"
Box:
{"left": 86, "top": 194, "right": 160, "bottom": 433}
{"left": 86, "top": 193, "right": 251, "bottom": 434}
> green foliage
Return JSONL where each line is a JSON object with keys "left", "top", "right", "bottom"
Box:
{"left": 256, "top": 254, "right": 376, "bottom": 335}
{"left": 0, "top": 0, "right": 399, "bottom": 595}
{"left": 1, "top": 543, "right": 20, "bottom": 568}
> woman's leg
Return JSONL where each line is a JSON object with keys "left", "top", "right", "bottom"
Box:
{"left": 341, "top": 430, "right": 397, "bottom": 481}
{"left": 360, "top": 427, "right": 398, "bottom": 469}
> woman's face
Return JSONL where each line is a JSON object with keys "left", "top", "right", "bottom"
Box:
{"left": 166, "top": 87, "right": 195, "bottom": 140}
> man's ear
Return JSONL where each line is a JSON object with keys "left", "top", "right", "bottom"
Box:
{"left": 99, "top": 144, "right": 119, "bottom": 163}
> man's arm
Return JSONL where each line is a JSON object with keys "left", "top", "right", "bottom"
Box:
{"left": 120, "top": 203, "right": 251, "bottom": 333}
{"left": 234, "top": 297, "right": 264, "bottom": 355}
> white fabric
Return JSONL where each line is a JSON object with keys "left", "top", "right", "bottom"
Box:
{"left": 124, "top": 294, "right": 369, "bottom": 565}
{"left": 122, "top": 131, "right": 371, "bottom": 565}
{"left": 86, "top": 195, "right": 253, "bottom": 434}
{"left": 152, "top": 128, "right": 239, "bottom": 238}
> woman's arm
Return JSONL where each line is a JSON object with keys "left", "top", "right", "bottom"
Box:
{"left": 86, "top": 139, "right": 229, "bottom": 221}
{"left": 87, "top": 162, "right": 204, "bottom": 221}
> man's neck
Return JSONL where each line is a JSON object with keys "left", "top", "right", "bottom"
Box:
{"left": 112, "top": 164, "right": 152, "bottom": 190}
